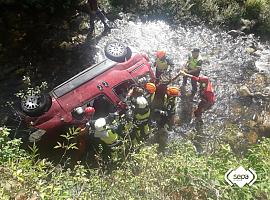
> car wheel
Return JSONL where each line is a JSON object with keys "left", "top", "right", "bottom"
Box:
{"left": 21, "top": 94, "right": 51, "bottom": 117}
{"left": 104, "top": 42, "right": 129, "bottom": 62}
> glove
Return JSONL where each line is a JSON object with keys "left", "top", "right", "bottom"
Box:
{"left": 150, "top": 120, "right": 157, "bottom": 127}
{"left": 154, "top": 109, "right": 160, "bottom": 113}
{"left": 160, "top": 110, "right": 168, "bottom": 116}
{"left": 110, "top": 124, "right": 119, "bottom": 133}
{"left": 126, "top": 109, "right": 133, "bottom": 120}
{"left": 154, "top": 109, "right": 167, "bottom": 116}
{"left": 180, "top": 70, "right": 187, "bottom": 76}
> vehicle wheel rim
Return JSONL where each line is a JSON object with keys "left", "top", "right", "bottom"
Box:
{"left": 22, "top": 95, "right": 40, "bottom": 110}
{"left": 107, "top": 43, "right": 125, "bottom": 57}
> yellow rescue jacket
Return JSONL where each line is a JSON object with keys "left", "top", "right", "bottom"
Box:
{"left": 135, "top": 109, "right": 150, "bottom": 122}
{"left": 164, "top": 95, "right": 176, "bottom": 115}
{"left": 187, "top": 56, "right": 202, "bottom": 70}
{"left": 155, "top": 58, "right": 169, "bottom": 71}
{"left": 100, "top": 129, "right": 119, "bottom": 145}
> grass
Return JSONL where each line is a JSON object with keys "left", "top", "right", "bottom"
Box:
{"left": 1, "top": 126, "right": 270, "bottom": 199}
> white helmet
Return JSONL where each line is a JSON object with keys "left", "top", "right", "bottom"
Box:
{"left": 136, "top": 96, "right": 148, "bottom": 109}
{"left": 94, "top": 118, "right": 106, "bottom": 131}
{"left": 75, "top": 107, "right": 84, "bottom": 115}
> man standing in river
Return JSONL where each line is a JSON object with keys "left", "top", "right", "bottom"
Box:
{"left": 182, "top": 48, "right": 202, "bottom": 96}
{"left": 88, "top": 0, "right": 110, "bottom": 34}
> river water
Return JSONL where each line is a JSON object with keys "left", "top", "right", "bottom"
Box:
{"left": 1, "top": 14, "right": 270, "bottom": 151}
{"left": 93, "top": 15, "right": 270, "bottom": 144}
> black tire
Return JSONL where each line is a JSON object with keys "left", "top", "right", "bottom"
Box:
{"left": 104, "top": 42, "right": 129, "bottom": 62}
{"left": 21, "top": 94, "right": 52, "bottom": 117}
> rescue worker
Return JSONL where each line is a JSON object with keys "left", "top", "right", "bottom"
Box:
{"left": 72, "top": 106, "right": 86, "bottom": 120}
{"left": 88, "top": 0, "right": 110, "bottom": 34}
{"left": 155, "top": 86, "right": 180, "bottom": 131}
{"left": 144, "top": 82, "right": 156, "bottom": 104}
{"left": 126, "top": 83, "right": 156, "bottom": 105}
{"left": 132, "top": 96, "right": 151, "bottom": 143}
{"left": 72, "top": 106, "right": 96, "bottom": 122}
{"left": 181, "top": 71, "right": 215, "bottom": 122}
{"left": 93, "top": 117, "right": 121, "bottom": 147}
{"left": 182, "top": 48, "right": 203, "bottom": 95}
{"left": 126, "top": 85, "right": 144, "bottom": 102}
{"left": 154, "top": 50, "right": 174, "bottom": 84}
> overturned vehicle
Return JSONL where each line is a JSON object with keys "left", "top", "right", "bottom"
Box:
{"left": 11, "top": 42, "right": 155, "bottom": 144}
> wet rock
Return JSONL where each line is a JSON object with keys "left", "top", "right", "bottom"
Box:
{"left": 239, "top": 85, "right": 253, "bottom": 97}
{"left": 240, "top": 18, "right": 256, "bottom": 32}
{"left": 246, "top": 47, "right": 256, "bottom": 54}
{"left": 227, "top": 30, "right": 245, "bottom": 38}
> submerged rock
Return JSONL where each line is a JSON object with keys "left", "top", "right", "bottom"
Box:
{"left": 227, "top": 30, "right": 245, "bottom": 38}
{"left": 239, "top": 85, "right": 270, "bottom": 99}
{"left": 239, "top": 85, "right": 253, "bottom": 97}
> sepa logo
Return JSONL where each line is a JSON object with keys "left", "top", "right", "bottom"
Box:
{"left": 225, "top": 166, "right": 257, "bottom": 188}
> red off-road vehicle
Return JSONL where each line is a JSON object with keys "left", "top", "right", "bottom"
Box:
{"left": 15, "top": 42, "right": 155, "bottom": 143}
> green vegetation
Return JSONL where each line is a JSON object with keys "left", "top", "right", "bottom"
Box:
{"left": 107, "top": 0, "right": 270, "bottom": 35}
{"left": 1, "top": 126, "right": 270, "bottom": 199}
{"left": 15, "top": 76, "right": 48, "bottom": 100}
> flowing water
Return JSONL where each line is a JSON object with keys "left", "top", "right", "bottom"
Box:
{"left": 1, "top": 14, "right": 270, "bottom": 151}
{"left": 93, "top": 15, "right": 270, "bottom": 143}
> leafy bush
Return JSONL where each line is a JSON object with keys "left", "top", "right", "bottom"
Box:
{"left": 257, "top": 0, "right": 270, "bottom": 34}
{"left": 15, "top": 76, "right": 48, "bottom": 100}
{"left": 1, "top": 126, "right": 270, "bottom": 199}
{"left": 244, "top": 0, "right": 264, "bottom": 19}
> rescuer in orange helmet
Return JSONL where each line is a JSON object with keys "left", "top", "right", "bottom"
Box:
{"left": 154, "top": 50, "right": 174, "bottom": 84}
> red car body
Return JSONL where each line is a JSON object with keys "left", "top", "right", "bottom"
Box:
{"left": 23, "top": 52, "right": 155, "bottom": 141}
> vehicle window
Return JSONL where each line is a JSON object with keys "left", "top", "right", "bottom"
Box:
{"left": 113, "top": 80, "right": 135, "bottom": 101}
{"left": 52, "top": 59, "right": 116, "bottom": 98}
{"left": 86, "top": 95, "right": 116, "bottom": 120}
